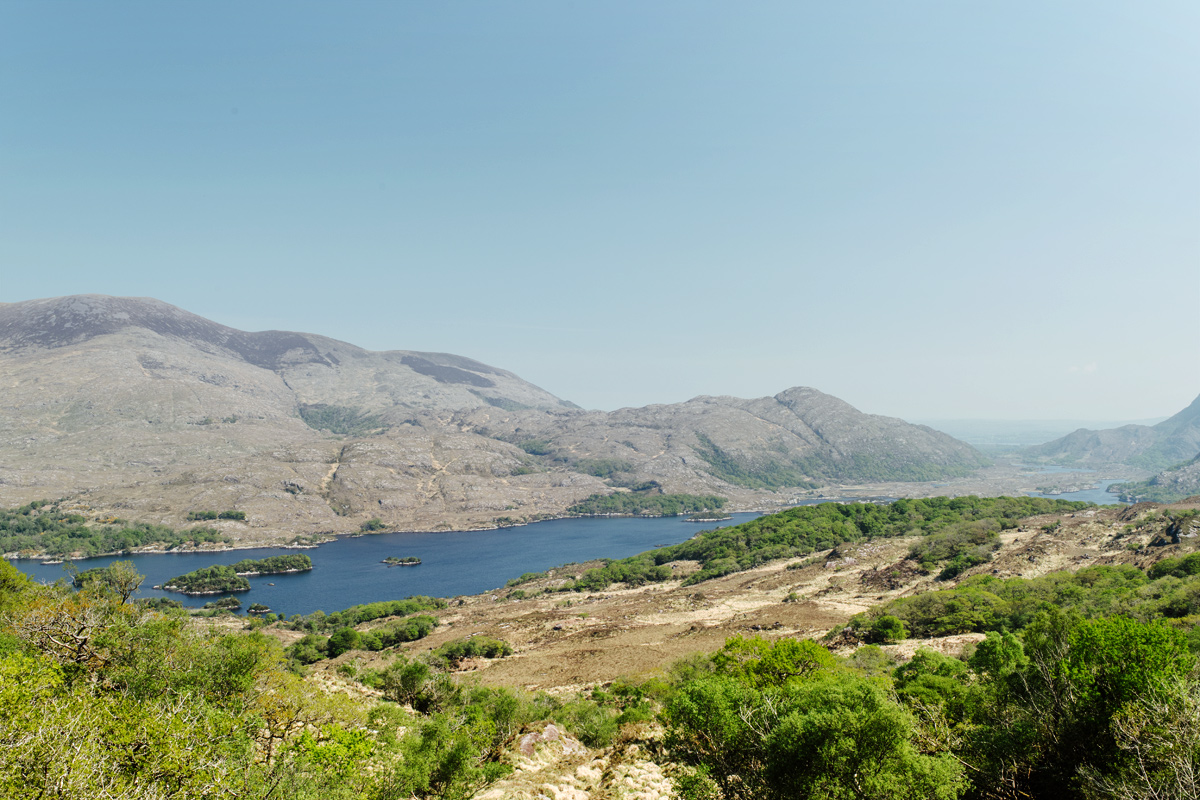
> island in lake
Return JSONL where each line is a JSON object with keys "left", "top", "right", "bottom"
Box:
{"left": 686, "top": 510, "right": 733, "bottom": 522}
{"left": 159, "top": 554, "right": 312, "bottom": 595}
{"left": 382, "top": 556, "right": 422, "bottom": 566}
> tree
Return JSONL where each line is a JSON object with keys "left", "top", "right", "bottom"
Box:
{"left": 867, "top": 614, "right": 908, "bottom": 643}
{"left": 326, "top": 627, "right": 361, "bottom": 658}
{"left": 667, "top": 637, "right": 968, "bottom": 800}
{"left": 1077, "top": 675, "right": 1200, "bottom": 800}
{"left": 764, "top": 675, "right": 968, "bottom": 800}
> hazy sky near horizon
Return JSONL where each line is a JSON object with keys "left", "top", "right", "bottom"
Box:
{"left": 2, "top": 3, "right": 1197, "bottom": 421}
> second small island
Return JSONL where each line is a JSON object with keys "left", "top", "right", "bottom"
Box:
{"left": 382, "top": 556, "right": 422, "bottom": 566}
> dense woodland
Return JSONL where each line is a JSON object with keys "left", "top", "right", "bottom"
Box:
{"left": 1, "top": 499, "right": 1198, "bottom": 798}
{"left": 0, "top": 501, "right": 231, "bottom": 558}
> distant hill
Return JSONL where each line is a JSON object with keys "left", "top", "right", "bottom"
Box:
{"left": 0, "top": 295, "right": 988, "bottom": 543}
{"left": 1108, "top": 453, "right": 1200, "bottom": 503}
{"left": 1020, "top": 394, "right": 1200, "bottom": 471}
{"left": 462, "top": 387, "right": 990, "bottom": 491}
{"left": 916, "top": 417, "right": 1168, "bottom": 454}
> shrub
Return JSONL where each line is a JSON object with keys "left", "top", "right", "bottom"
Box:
{"left": 867, "top": 615, "right": 908, "bottom": 643}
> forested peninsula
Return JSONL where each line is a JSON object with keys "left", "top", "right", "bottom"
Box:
{"left": 0, "top": 501, "right": 230, "bottom": 559}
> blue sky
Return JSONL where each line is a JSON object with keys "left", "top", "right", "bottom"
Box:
{"left": 2, "top": 2, "right": 1197, "bottom": 420}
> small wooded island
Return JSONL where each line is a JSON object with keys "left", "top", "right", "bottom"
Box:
{"left": 686, "top": 510, "right": 733, "bottom": 522}
{"left": 159, "top": 554, "right": 313, "bottom": 595}
{"left": 382, "top": 556, "right": 422, "bottom": 566}
{"left": 566, "top": 492, "right": 727, "bottom": 517}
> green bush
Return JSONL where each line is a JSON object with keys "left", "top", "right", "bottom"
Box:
{"left": 428, "top": 637, "right": 513, "bottom": 669}
{"left": 867, "top": 615, "right": 908, "bottom": 643}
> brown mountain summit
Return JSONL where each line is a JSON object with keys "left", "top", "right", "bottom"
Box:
{"left": 0, "top": 295, "right": 987, "bottom": 543}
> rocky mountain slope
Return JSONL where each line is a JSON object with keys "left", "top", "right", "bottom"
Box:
{"left": 0, "top": 295, "right": 988, "bottom": 542}
{"left": 1109, "top": 452, "right": 1200, "bottom": 503}
{"left": 1022, "top": 393, "right": 1200, "bottom": 470}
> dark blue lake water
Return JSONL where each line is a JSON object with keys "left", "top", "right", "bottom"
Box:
{"left": 9, "top": 513, "right": 760, "bottom": 618}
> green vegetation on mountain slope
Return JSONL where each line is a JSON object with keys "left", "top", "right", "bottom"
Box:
{"left": 298, "top": 403, "right": 389, "bottom": 436}
{"left": 280, "top": 596, "right": 448, "bottom": 665}
{"left": 845, "top": 556, "right": 1200, "bottom": 647}
{"left": 186, "top": 509, "right": 247, "bottom": 521}
{"left": 0, "top": 501, "right": 230, "bottom": 558}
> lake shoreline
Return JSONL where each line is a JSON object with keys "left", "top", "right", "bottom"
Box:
{"left": 2, "top": 508, "right": 774, "bottom": 562}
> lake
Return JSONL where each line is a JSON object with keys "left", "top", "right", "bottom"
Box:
{"left": 9, "top": 479, "right": 1128, "bottom": 617}
{"left": 10, "top": 513, "right": 761, "bottom": 618}
{"left": 1026, "top": 479, "right": 1126, "bottom": 505}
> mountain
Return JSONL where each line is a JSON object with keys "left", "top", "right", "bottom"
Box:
{"left": 0, "top": 295, "right": 576, "bottom": 416}
{"left": 458, "top": 387, "right": 988, "bottom": 490}
{"left": 0, "top": 295, "right": 988, "bottom": 543}
{"left": 1021, "top": 394, "right": 1200, "bottom": 470}
{"left": 1108, "top": 452, "right": 1200, "bottom": 503}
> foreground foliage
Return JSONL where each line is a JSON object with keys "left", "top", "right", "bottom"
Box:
{"left": 3, "top": 494, "right": 1198, "bottom": 800}
{"left": 847, "top": 562, "right": 1200, "bottom": 650}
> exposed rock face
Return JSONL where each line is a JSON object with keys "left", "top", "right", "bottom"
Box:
{"left": 1022, "top": 394, "right": 1200, "bottom": 470}
{"left": 0, "top": 295, "right": 988, "bottom": 542}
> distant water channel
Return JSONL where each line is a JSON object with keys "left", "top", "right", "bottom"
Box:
{"left": 1018, "top": 464, "right": 1129, "bottom": 506}
{"left": 10, "top": 513, "right": 761, "bottom": 618}
{"left": 1026, "top": 479, "right": 1126, "bottom": 505}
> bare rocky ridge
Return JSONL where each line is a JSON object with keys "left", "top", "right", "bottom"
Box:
{"left": 1, "top": 295, "right": 987, "bottom": 544}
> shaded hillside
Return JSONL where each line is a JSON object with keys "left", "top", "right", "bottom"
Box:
{"left": 0, "top": 295, "right": 986, "bottom": 541}
{"left": 1022, "top": 393, "right": 1200, "bottom": 470}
